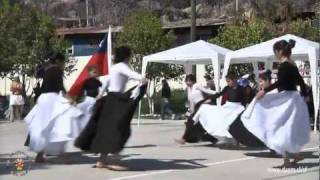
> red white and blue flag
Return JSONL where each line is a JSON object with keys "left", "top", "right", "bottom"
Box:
{"left": 68, "top": 26, "right": 112, "bottom": 97}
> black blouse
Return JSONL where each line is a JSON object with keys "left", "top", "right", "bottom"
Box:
{"left": 264, "top": 61, "right": 307, "bottom": 96}
{"left": 214, "top": 85, "right": 246, "bottom": 105}
{"left": 41, "top": 65, "right": 65, "bottom": 93}
{"left": 81, "top": 78, "right": 102, "bottom": 98}
{"left": 161, "top": 85, "right": 171, "bottom": 99}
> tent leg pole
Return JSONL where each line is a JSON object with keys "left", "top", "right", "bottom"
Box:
{"left": 138, "top": 101, "right": 141, "bottom": 127}
{"left": 314, "top": 111, "right": 318, "bottom": 132}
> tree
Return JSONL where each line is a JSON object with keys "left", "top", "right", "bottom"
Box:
{"left": 0, "top": 0, "right": 68, "bottom": 76}
{"left": 0, "top": 0, "right": 68, "bottom": 112}
{"left": 117, "top": 10, "right": 183, "bottom": 114}
{"left": 117, "top": 10, "right": 183, "bottom": 79}
{"left": 208, "top": 17, "right": 319, "bottom": 77}
{"left": 210, "top": 19, "right": 273, "bottom": 50}
{"left": 208, "top": 19, "right": 273, "bottom": 76}
{"left": 288, "top": 19, "right": 320, "bottom": 42}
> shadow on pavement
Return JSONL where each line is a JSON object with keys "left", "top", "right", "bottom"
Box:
{"left": 271, "top": 162, "right": 319, "bottom": 170}
{"left": 46, "top": 152, "right": 141, "bottom": 165}
{"left": 117, "top": 158, "right": 207, "bottom": 171}
{"left": 245, "top": 151, "right": 319, "bottom": 159}
{"left": 184, "top": 142, "right": 267, "bottom": 151}
{"left": 125, "top": 144, "right": 157, "bottom": 149}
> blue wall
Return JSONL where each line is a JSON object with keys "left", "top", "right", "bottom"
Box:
{"left": 67, "top": 35, "right": 105, "bottom": 56}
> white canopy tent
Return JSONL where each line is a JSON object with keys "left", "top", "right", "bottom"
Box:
{"left": 137, "top": 40, "right": 231, "bottom": 126}
{"left": 142, "top": 40, "right": 232, "bottom": 91}
{"left": 222, "top": 34, "right": 320, "bottom": 131}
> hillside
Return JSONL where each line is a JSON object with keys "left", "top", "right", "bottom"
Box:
{"left": 21, "top": 0, "right": 318, "bottom": 28}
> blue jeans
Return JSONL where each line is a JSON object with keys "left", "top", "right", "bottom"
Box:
{"left": 160, "top": 98, "right": 174, "bottom": 119}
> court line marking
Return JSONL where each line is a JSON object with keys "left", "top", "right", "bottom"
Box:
{"left": 109, "top": 170, "right": 175, "bottom": 180}
{"left": 109, "top": 146, "right": 319, "bottom": 180}
{"left": 109, "top": 157, "right": 256, "bottom": 180}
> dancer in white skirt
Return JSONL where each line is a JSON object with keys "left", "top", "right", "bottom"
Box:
{"left": 229, "top": 70, "right": 275, "bottom": 149}
{"left": 24, "top": 53, "right": 82, "bottom": 163}
{"left": 74, "top": 65, "right": 102, "bottom": 137}
{"left": 192, "top": 72, "right": 246, "bottom": 140}
{"left": 246, "top": 39, "right": 309, "bottom": 168}
{"left": 175, "top": 74, "right": 218, "bottom": 145}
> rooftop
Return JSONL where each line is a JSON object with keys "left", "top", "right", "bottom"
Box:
{"left": 56, "top": 26, "right": 123, "bottom": 35}
{"left": 56, "top": 17, "right": 229, "bottom": 36}
{"left": 162, "top": 17, "right": 229, "bottom": 29}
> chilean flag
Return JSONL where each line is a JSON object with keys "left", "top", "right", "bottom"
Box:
{"left": 68, "top": 26, "right": 112, "bottom": 97}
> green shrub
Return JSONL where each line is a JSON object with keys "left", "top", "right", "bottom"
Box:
{"left": 140, "top": 89, "right": 187, "bottom": 114}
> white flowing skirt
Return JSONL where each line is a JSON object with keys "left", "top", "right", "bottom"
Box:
{"left": 73, "top": 96, "right": 96, "bottom": 137}
{"left": 25, "top": 93, "right": 82, "bottom": 154}
{"left": 193, "top": 102, "right": 245, "bottom": 138}
{"left": 241, "top": 91, "right": 310, "bottom": 155}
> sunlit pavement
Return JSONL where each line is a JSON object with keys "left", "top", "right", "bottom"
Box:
{"left": 0, "top": 119, "right": 318, "bottom": 180}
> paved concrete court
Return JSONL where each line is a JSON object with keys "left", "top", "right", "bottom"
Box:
{"left": 0, "top": 120, "right": 319, "bottom": 180}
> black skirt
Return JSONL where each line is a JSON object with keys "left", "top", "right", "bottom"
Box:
{"left": 24, "top": 134, "right": 30, "bottom": 146}
{"left": 75, "top": 85, "right": 147, "bottom": 154}
{"left": 228, "top": 114, "right": 265, "bottom": 147}
{"left": 183, "top": 100, "right": 218, "bottom": 144}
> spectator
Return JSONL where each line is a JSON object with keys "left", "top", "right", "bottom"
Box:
{"left": 160, "top": 79, "right": 175, "bottom": 120}
{"left": 9, "top": 77, "right": 24, "bottom": 122}
{"left": 204, "top": 74, "right": 216, "bottom": 91}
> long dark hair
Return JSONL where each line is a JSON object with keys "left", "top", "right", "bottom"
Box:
{"left": 225, "top": 72, "right": 237, "bottom": 80}
{"left": 48, "top": 52, "right": 65, "bottom": 64}
{"left": 162, "top": 79, "right": 169, "bottom": 86}
{"left": 259, "top": 69, "right": 272, "bottom": 82}
{"left": 114, "top": 46, "right": 131, "bottom": 63}
{"left": 273, "top": 39, "right": 296, "bottom": 57}
{"left": 185, "top": 74, "right": 196, "bottom": 83}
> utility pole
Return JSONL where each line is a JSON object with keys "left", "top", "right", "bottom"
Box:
{"left": 218, "top": 0, "right": 221, "bottom": 16}
{"left": 236, "top": 0, "right": 239, "bottom": 12}
{"left": 86, "top": 0, "right": 89, "bottom": 27}
{"left": 190, "top": 0, "right": 197, "bottom": 75}
{"left": 190, "top": 0, "right": 196, "bottom": 42}
{"left": 235, "top": 0, "right": 239, "bottom": 24}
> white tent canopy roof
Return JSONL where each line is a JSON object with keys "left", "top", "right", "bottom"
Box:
{"left": 142, "top": 40, "right": 231, "bottom": 66}
{"left": 223, "top": 34, "right": 319, "bottom": 63}
{"left": 222, "top": 34, "right": 320, "bottom": 131}
{"left": 142, "top": 40, "right": 232, "bottom": 91}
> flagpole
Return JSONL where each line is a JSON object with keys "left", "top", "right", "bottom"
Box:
{"left": 107, "top": 25, "right": 112, "bottom": 69}
{"left": 138, "top": 101, "right": 141, "bottom": 127}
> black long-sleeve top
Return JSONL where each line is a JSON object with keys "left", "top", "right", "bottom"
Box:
{"left": 214, "top": 85, "right": 246, "bottom": 105}
{"left": 264, "top": 61, "right": 307, "bottom": 96}
{"left": 161, "top": 85, "right": 171, "bottom": 99}
{"left": 81, "top": 77, "right": 102, "bottom": 98}
{"left": 41, "top": 65, "right": 65, "bottom": 93}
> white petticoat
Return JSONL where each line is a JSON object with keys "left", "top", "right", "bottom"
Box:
{"left": 193, "top": 102, "right": 245, "bottom": 138}
{"left": 241, "top": 91, "right": 310, "bottom": 155}
{"left": 73, "top": 96, "right": 96, "bottom": 137}
{"left": 25, "top": 93, "right": 82, "bottom": 155}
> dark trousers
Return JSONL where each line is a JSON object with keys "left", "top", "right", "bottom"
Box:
{"left": 160, "top": 98, "right": 174, "bottom": 119}
{"left": 182, "top": 100, "right": 217, "bottom": 144}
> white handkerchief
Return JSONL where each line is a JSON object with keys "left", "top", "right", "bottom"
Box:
{"left": 130, "top": 85, "right": 141, "bottom": 100}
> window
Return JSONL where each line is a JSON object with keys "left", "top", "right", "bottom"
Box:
{"left": 66, "top": 46, "right": 74, "bottom": 56}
